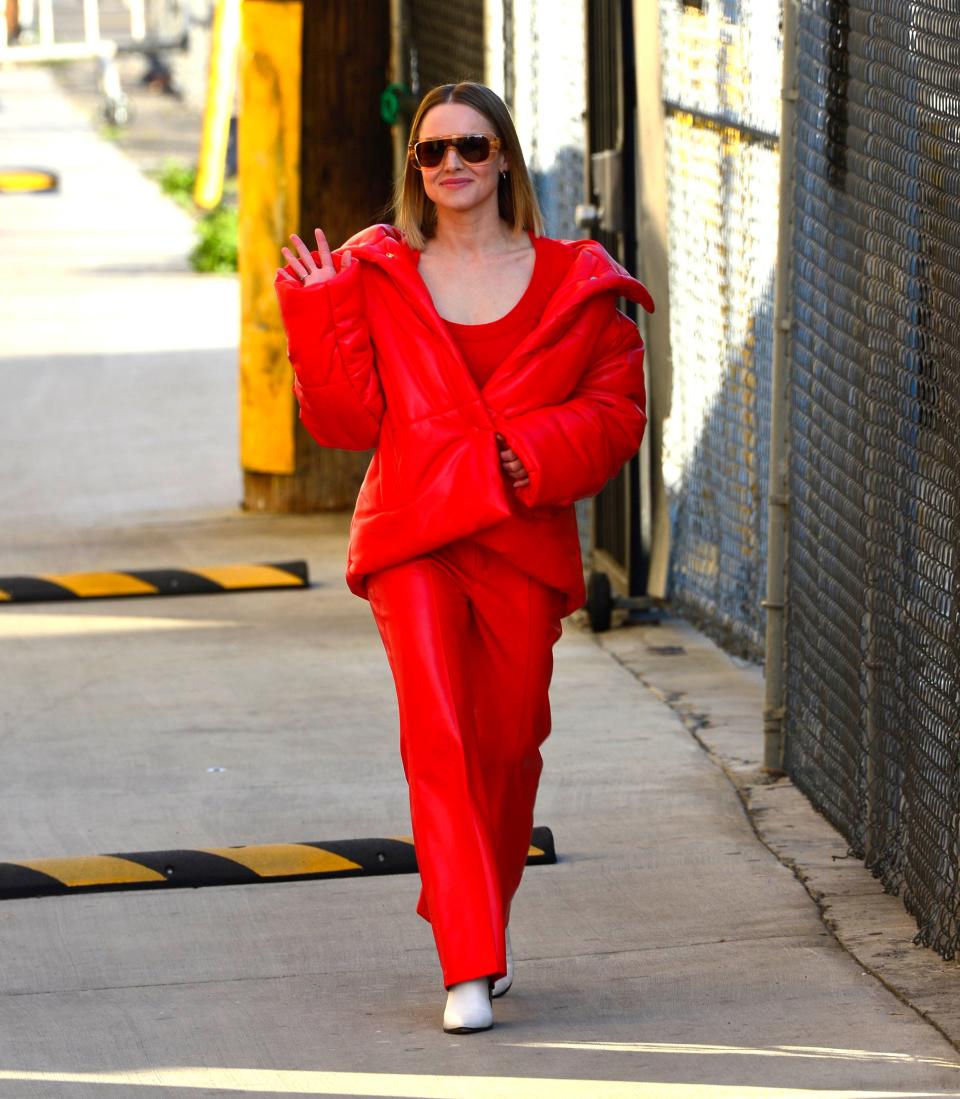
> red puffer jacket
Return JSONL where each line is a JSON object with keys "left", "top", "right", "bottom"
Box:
{"left": 274, "top": 223, "right": 653, "bottom": 617}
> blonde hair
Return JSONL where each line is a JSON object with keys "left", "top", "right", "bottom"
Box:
{"left": 387, "top": 82, "right": 544, "bottom": 251}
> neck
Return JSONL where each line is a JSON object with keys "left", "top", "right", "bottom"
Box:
{"left": 427, "top": 209, "right": 526, "bottom": 259}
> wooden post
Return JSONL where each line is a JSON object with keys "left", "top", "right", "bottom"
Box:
{"left": 238, "top": 0, "right": 392, "bottom": 513}
{"left": 4, "top": 0, "right": 17, "bottom": 45}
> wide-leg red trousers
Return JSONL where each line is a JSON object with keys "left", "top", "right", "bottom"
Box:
{"left": 366, "top": 538, "right": 564, "bottom": 989}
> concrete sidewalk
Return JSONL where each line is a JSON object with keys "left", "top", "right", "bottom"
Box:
{"left": 2, "top": 64, "right": 960, "bottom": 1098}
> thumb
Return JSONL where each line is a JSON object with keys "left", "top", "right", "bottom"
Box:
{"left": 342, "top": 249, "right": 353, "bottom": 267}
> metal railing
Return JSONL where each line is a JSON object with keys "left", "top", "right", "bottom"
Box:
{"left": 1, "top": 0, "right": 190, "bottom": 123}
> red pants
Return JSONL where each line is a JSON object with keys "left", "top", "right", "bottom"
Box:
{"left": 366, "top": 538, "right": 564, "bottom": 988}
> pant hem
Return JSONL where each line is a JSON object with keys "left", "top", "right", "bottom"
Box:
{"left": 443, "top": 965, "right": 506, "bottom": 991}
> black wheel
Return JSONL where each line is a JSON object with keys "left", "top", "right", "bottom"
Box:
{"left": 586, "top": 570, "right": 613, "bottom": 633}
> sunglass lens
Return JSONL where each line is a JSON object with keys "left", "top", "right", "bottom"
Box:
{"left": 457, "top": 135, "right": 491, "bottom": 162}
{"left": 416, "top": 139, "right": 446, "bottom": 168}
{"left": 414, "top": 135, "right": 494, "bottom": 168}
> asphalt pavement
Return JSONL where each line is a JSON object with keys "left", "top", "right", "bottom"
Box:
{"left": 2, "top": 64, "right": 960, "bottom": 1099}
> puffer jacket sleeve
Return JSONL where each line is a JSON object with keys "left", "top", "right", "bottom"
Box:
{"left": 500, "top": 304, "right": 647, "bottom": 508}
{"left": 274, "top": 257, "right": 384, "bottom": 451}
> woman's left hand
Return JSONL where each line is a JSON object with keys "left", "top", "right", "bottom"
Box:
{"left": 496, "top": 434, "right": 530, "bottom": 489}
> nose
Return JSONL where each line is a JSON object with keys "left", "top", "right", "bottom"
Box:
{"left": 439, "top": 144, "right": 464, "bottom": 169}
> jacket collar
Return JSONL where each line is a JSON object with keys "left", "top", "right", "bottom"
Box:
{"left": 339, "top": 222, "right": 654, "bottom": 399}
{"left": 342, "top": 222, "right": 654, "bottom": 313}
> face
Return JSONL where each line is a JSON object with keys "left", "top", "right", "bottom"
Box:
{"left": 413, "top": 101, "right": 509, "bottom": 216}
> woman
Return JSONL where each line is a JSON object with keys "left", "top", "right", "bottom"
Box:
{"left": 275, "top": 81, "right": 653, "bottom": 1034}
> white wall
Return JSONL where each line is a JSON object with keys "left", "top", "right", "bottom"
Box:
{"left": 486, "top": 0, "right": 588, "bottom": 239}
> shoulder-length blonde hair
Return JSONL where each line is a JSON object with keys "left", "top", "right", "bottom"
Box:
{"left": 388, "top": 82, "right": 544, "bottom": 251}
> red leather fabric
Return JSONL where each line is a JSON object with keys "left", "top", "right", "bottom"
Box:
{"left": 437, "top": 230, "right": 576, "bottom": 388}
{"left": 274, "top": 223, "right": 653, "bottom": 617}
{"left": 366, "top": 538, "right": 565, "bottom": 988}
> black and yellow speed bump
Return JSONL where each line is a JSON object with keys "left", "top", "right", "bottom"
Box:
{"left": 0, "top": 560, "right": 309, "bottom": 604}
{"left": 0, "top": 168, "right": 59, "bottom": 194}
{"left": 0, "top": 827, "right": 557, "bottom": 900}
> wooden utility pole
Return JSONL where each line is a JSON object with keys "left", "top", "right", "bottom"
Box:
{"left": 5, "top": 0, "right": 18, "bottom": 44}
{"left": 238, "top": 0, "right": 392, "bottom": 512}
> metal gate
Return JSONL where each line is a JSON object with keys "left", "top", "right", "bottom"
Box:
{"left": 407, "top": 0, "right": 484, "bottom": 91}
{"left": 656, "top": 0, "right": 782, "bottom": 658}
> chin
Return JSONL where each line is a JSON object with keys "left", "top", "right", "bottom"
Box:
{"left": 430, "top": 189, "right": 493, "bottom": 209}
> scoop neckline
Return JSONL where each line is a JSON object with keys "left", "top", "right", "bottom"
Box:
{"left": 420, "top": 229, "right": 540, "bottom": 330}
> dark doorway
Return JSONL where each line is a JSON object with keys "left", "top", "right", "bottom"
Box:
{"left": 584, "top": 0, "right": 649, "bottom": 599}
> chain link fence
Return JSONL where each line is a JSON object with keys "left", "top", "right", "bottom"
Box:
{"left": 658, "top": 0, "right": 781, "bottom": 660}
{"left": 657, "top": 0, "right": 960, "bottom": 958}
{"left": 783, "top": 0, "right": 960, "bottom": 960}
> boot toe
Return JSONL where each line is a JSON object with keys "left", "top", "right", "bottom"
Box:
{"left": 443, "top": 978, "right": 494, "bottom": 1033}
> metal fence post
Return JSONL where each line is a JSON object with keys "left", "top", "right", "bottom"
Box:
{"left": 762, "top": 0, "right": 799, "bottom": 774}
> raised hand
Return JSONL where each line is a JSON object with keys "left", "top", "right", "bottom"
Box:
{"left": 277, "top": 227, "right": 353, "bottom": 286}
{"left": 496, "top": 434, "right": 530, "bottom": 489}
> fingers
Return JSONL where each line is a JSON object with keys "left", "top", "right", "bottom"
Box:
{"left": 314, "top": 227, "right": 334, "bottom": 272}
{"left": 276, "top": 268, "right": 299, "bottom": 284}
{"left": 290, "top": 233, "right": 319, "bottom": 276}
{"left": 495, "top": 435, "right": 528, "bottom": 484}
{"left": 282, "top": 232, "right": 352, "bottom": 284}
{"left": 281, "top": 245, "right": 308, "bottom": 280}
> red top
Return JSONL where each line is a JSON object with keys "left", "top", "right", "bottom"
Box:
{"left": 418, "top": 230, "right": 576, "bottom": 388}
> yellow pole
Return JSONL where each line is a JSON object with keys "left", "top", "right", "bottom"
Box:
{"left": 238, "top": 0, "right": 302, "bottom": 477}
{"left": 194, "top": 0, "right": 241, "bottom": 210}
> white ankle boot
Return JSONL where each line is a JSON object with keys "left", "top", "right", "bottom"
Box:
{"left": 443, "top": 977, "right": 493, "bottom": 1033}
{"left": 491, "top": 927, "right": 513, "bottom": 998}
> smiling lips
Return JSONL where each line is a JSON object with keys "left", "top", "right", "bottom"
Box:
{"left": 440, "top": 179, "right": 471, "bottom": 186}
